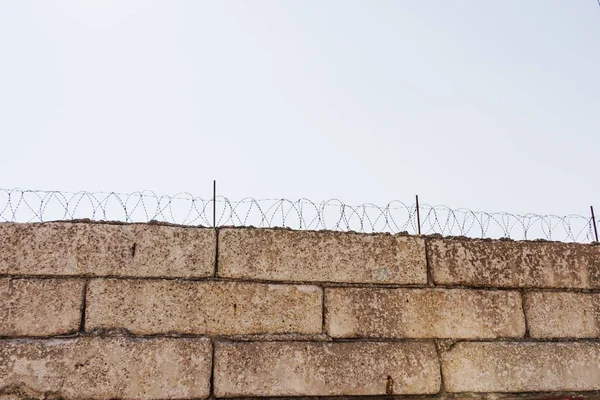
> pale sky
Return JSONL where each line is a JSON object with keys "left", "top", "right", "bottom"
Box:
{"left": 1, "top": 1, "right": 599, "bottom": 217}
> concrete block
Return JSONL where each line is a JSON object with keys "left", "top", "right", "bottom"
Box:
{"left": 442, "top": 342, "right": 600, "bottom": 392}
{"left": 0, "top": 278, "right": 84, "bottom": 336}
{"left": 214, "top": 341, "right": 440, "bottom": 396}
{"left": 0, "top": 337, "right": 212, "bottom": 399}
{"left": 525, "top": 291, "right": 600, "bottom": 338}
{"left": 428, "top": 238, "right": 600, "bottom": 288}
{"left": 325, "top": 288, "right": 525, "bottom": 339}
{"left": 86, "top": 279, "right": 322, "bottom": 335}
{"left": 0, "top": 222, "right": 215, "bottom": 278}
{"left": 218, "top": 228, "right": 426, "bottom": 284}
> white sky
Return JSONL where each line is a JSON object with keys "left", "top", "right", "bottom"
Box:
{"left": 1, "top": 1, "right": 599, "bottom": 217}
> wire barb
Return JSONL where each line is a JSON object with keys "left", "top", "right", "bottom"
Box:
{"left": 0, "top": 189, "right": 597, "bottom": 243}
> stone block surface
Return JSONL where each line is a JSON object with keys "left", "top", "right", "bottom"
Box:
{"left": 0, "top": 337, "right": 212, "bottom": 399}
{"left": 524, "top": 291, "right": 600, "bottom": 338}
{"left": 442, "top": 342, "right": 600, "bottom": 392}
{"left": 428, "top": 238, "right": 600, "bottom": 288}
{"left": 0, "top": 278, "right": 84, "bottom": 336}
{"left": 325, "top": 288, "right": 525, "bottom": 339}
{"left": 218, "top": 228, "right": 427, "bottom": 284}
{"left": 214, "top": 341, "right": 440, "bottom": 396}
{"left": 86, "top": 279, "right": 322, "bottom": 335}
{"left": 0, "top": 222, "right": 215, "bottom": 277}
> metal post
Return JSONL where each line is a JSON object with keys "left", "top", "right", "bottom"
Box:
{"left": 213, "top": 180, "right": 216, "bottom": 228}
{"left": 592, "top": 206, "right": 598, "bottom": 242}
{"left": 416, "top": 195, "right": 421, "bottom": 236}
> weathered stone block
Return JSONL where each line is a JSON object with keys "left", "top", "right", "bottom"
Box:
{"left": 0, "top": 337, "right": 212, "bottom": 399}
{"left": 86, "top": 279, "right": 322, "bottom": 335}
{"left": 428, "top": 238, "right": 600, "bottom": 288}
{"left": 0, "top": 222, "right": 215, "bottom": 277}
{"left": 214, "top": 341, "right": 440, "bottom": 396}
{"left": 525, "top": 292, "right": 600, "bottom": 338}
{"left": 0, "top": 278, "right": 84, "bottom": 336}
{"left": 325, "top": 288, "right": 525, "bottom": 339}
{"left": 218, "top": 228, "right": 426, "bottom": 284}
{"left": 442, "top": 342, "right": 600, "bottom": 392}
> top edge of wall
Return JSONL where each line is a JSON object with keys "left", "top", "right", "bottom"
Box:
{"left": 1, "top": 220, "right": 598, "bottom": 246}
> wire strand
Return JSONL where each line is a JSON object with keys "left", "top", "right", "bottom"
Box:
{"left": 1, "top": 188, "right": 597, "bottom": 243}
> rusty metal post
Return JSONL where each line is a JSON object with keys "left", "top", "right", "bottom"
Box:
{"left": 213, "top": 180, "right": 216, "bottom": 228}
{"left": 416, "top": 195, "right": 421, "bottom": 236}
{"left": 592, "top": 206, "right": 598, "bottom": 242}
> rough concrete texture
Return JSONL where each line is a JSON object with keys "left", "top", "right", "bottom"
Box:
{"left": 0, "top": 337, "right": 212, "bottom": 399}
{"left": 442, "top": 342, "right": 600, "bottom": 392}
{"left": 0, "top": 222, "right": 215, "bottom": 277}
{"left": 325, "top": 288, "right": 525, "bottom": 339}
{"left": 428, "top": 238, "right": 600, "bottom": 288}
{"left": 86, "top": 279, "right": 322, "bottom": 335}
{"left": 214, "top": 341, "right": 440, "bottom": 397}
{"left": 525, "top": 291, "right": 600, "bottom": 338}
{"left": 0, "top": 385, "right": 53, "bottom": 400}
{"left": 218, "top": 228, "right": 427, "bottom": 284}
{"left": 0, "top": 278, "right": 84, "bottom": 336}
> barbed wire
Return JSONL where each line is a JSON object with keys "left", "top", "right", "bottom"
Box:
{"left": 1, "top": 189, "right": 598, "bottom": 243}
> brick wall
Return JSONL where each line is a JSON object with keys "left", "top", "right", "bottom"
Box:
{"left": 1, "top": 222, "right": 600, "bottom": 399}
